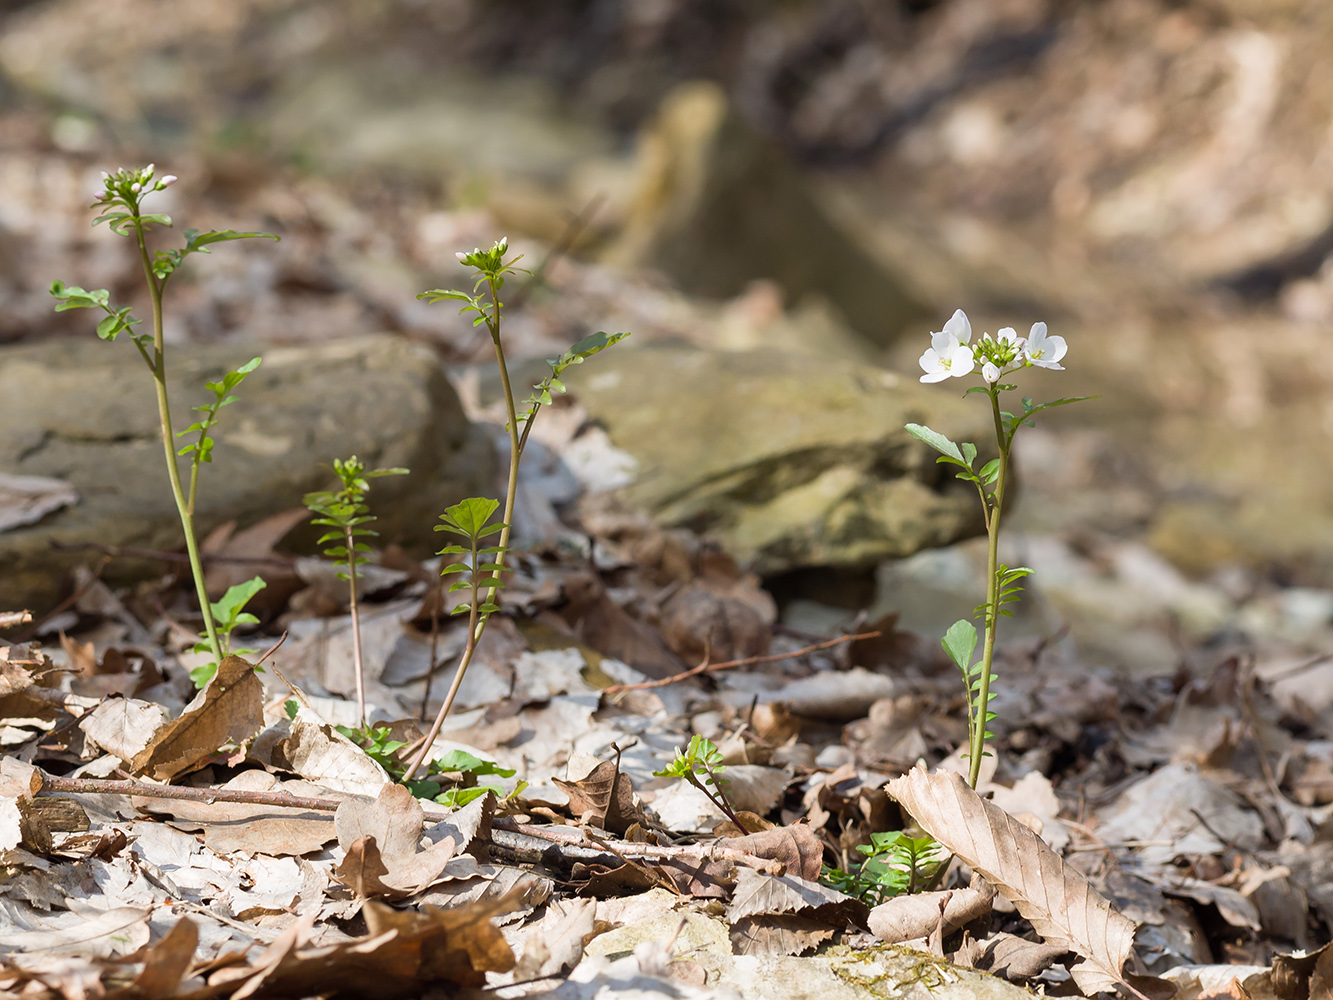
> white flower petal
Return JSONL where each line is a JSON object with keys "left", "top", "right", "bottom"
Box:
{"left": 996, "top": 327, "right": 1018, "bottom": 345}
{"left": 943, "top": 309, "right": 972, "bottom": 345}
{"left": 982, "top": 361, "right": 1000, "bottom": 383}
{"left": 949, "top": 345, "right": 975, "bottom": 377}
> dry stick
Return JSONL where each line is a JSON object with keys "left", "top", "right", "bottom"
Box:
{"left": 600, "top": 631, "right": 879, "bottom": 695}
{"left": 0, "top": 611, "right": 32, "bottom": 630}
{"left": 40, "top": 773, "right": 344, "bottom": 812}
{"left": 491, "top": 817, "right": 784, "bottom": 875}
{"left": 49, "top": 539, "right": 293, "bottom": 568}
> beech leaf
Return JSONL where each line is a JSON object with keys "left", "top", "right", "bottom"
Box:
{"left": 886, "top": 764, "right": 1154, "bottom": 998}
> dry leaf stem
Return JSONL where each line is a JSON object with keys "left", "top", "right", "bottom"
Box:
{"left": 600, "top": 631, "right": 878, "bottom": 694}
{"left": 40, "top": 773, "right": 344, "bottom": 812}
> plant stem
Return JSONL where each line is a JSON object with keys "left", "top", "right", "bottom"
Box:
{"left": 968, "top": 389, "right": 1010, "bottom": 789}
{"left": 408, "top": 275, "right": 522, "bottom": 780}
{"left": 345, "top": 522, "right": 366, "bottom": 728}
{"left": 689, "top": 772, "right": 745, "bottom": 829}
{"left": 132, "top": 217, "right": 222, "bottom": 664}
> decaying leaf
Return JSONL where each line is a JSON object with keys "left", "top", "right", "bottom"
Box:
{"left": 727, "top": 868, "right": 865, "bottom": 926}
{"left": 137, "top": 770, "right": 337, "bottom": 856}
{"left": 553, "top": 756, "right": 644, "bottom": 835}
{"left": 954, "top": 931, "right": 1069, "bottom": 981}
{"left": 263, "top": 716, "right": 391, "bottom": 796}
{"left": 868, "top": 881, "right": 994, "bottom": 944}
{"left": 130, "top": 655, "right": 264, "bottom": 781}
{"left": 729, "top": 914, "right": 835, "bottom": 957}
{"left": 225, "top": 891, "right": 521, "bottom": 998}
{"left": 80, "top": 698, "right": 170, "bottom": 763}
{"left": 887, "top": 764, "right": 1149, "bottom": 998}
{"left": 0, "top": 473, "right": 78, "bottom": 533}
{"left": 332, "top": 783, "right": 459, "bottom": 898}
{"left": 514, "top": 897, "right": 597, "bottom": 980}
{"left": 105, "top": 916, "right": 198, "bottom": 1000}
{"left": 718, "top": 823, "right": 824, "bottom": 882}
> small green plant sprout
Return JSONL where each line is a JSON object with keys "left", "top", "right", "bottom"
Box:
{"left": 189, "top": 576, "right": 267, "bottom": 688}
{"left": 652, "top": 734, "right": 745, "bottom": 829}
{"left": 303, "top": 456, "right": 409, "bottom": 728}
{"left": 406, "top": 237, "right": 629, "bottom": 781}
{"left": 908, "top": 310, "right": 1094, "bottom": 789}
{"left": 334, "top": 723, "right": 407, "bottom": 777}
{"left": 407, "top": 749, "right": 526, "bottom": 809}
{"left": 51, "top": 166, "right": 278, "bottom": 668}
{"left": 821, "top": 831, "right": 948, "bottom": 905}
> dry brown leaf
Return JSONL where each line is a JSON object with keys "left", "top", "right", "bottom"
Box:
{"left": 729, "top": 914, "right": 835, "bottom": 957}
{"left": 130, "top": 655, "right": 264, "bottom": 781}
{"left": 226, "top": 891, "right": 520, "bottom": 999}
{"left": 104, "top": 917, "right": 198, "bottom": 1000}
{"left": 886, "top": 764, "right": 1147, "bottom": 998}
{"left": 80, "top": 698, "right": 170, "bottom": 764}
{"left": 954, "top": 931, "right": 1069, "bottom": 981}
{"left": 137, "top": 770, "right": 336, "bottom": 856}
{"left": 718, "top": 822, "right": 824, "bottom": 881}
{"left": 868, "top": 883, "right": 994, "bottom": 944}
{"left": 513, "top": 898, "right": 596, "bottom": 980}
{"left": 557, "top": 571, "right": 684, "bottom": 679}
{"left": 262, "top": 716, "right": 391, "bottom": 796}
{"left": 331, "top": 783, "right": 458, "bottom": 898}
{"left": 727, "top": 867, "right": 865, "bottom": 925}
{"left": 552, "top": 758, "right": 643, "bottom": 835}
{"left": 201, "top": 508, "right": 307, "bottom": 615}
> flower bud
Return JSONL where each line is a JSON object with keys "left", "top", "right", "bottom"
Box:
{"left": 455, "top": 251, "right": 468, "bottom": 262}
{"left": 130, "top": 182, "right": 141, "bottom": 193}
{"left": 160, "top": 175, "right": 177, "bottom": 188}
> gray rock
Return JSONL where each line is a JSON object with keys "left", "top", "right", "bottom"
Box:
{"left": 0, "top": 335, "right": 494, "bottom": 614}
{"left": 605, "top": 82, "right": 931, "bottom": 348}
{"left": 560, "top": 344, "right": 992, "bottom": 576}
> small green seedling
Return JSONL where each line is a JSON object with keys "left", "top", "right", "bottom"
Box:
{"left": 51, "top": 166, "right": 277, "bottom": 668}
{"left": 334, "top": 723, "right": 408, "bottom": 777}
{"left": 408, "top": 748, "right": 527, "bottom": 809}
{"left": 653, "top": 734, "right": 744, "bottom": 829}
{"left": 405, "top": 237, "right": 628, "bottom": 781}
{"left": 190, "top": 575, "right": 267, "bottom": 687}
{"left": 304, "top": 456, "right": 408, "bottom": 727}
{"left": 909, "top": 311, "right": 1094, "bottom": 788}
{"left": 821, "top": 831, "right": 948, "bottom": 905}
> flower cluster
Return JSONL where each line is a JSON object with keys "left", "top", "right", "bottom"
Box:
{"left": 455, "top": 236, "right": 510, "bottom": 272}
{"left": 95, "top": 165, "right": 176, "bottom": 206}
{"left": 918, "top": 309, "right": 1067, "bottom": 384}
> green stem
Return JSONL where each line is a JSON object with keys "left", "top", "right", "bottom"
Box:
{"left": 133, "top": 217, "right": 222, "bottom": 664}
{"left": 408, "top": 276, "right": 522, "bottom": 780}
{"left": 688, "top": 772, "right": 744, "bottom": 829}
{"left": 346, "top": 523, "right": 366, "bottom": 728}
{"left": 968, "top": 389, "right": 1010, "bottom": 789}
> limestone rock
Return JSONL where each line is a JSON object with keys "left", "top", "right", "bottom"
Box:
{"left": 561, "top": 344, "right": 991, "bottom": 576}
{"left": 605, "top": 82, "right": 930, "bottom": 348}
{"left": 0, "top": 335, "right": 494, "bottom": 613}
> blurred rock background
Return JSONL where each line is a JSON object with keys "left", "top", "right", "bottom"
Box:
{"left": 4, "top": 0, "right": 1333, "bottom": 671}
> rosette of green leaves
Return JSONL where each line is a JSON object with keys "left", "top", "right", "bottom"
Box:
{"left": 436, "top": 497, "right": 509, "bottom": 617}
{"left": 408, "top": 749, "right": 526, "bottom": 808}
{"left": 821, "top": 831, "right": 947, "bottom": 905}
{"left": 653, "top": 734, "right": 744, "bottom": 826}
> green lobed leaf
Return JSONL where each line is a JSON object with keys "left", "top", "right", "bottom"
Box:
{"left": 904, "top": 423, "right": 965, "bottom": 464}
{"left": 941, "top": 619, "right": 978, "bottom": 674}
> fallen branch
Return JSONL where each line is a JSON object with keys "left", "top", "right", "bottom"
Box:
{"left": 39, "top": 773, "right": 345, "bottom": 812}
{"left": 600, "top": 631, "right": 879, "bottom": 695}
{"left": 0, "top": 611, "right": 33, "bottom": 630}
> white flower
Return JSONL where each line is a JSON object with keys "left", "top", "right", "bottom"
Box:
{"left": 996, "top": 327, "right": 1021, "bottom": 348}
{"left": 982, "top": 361, "right": 1001, "bottom": 383}
{"left": 1024, "top": 322, "right": 1067, "bottom": 370}
{"left": 919, "top": 340, "right": 975, "bottom": 382}
{"left": 920, "top": 308, "right": 976, "bottom": 383}
{"left": 931, "top": 309, "right": 971, "bottom": 354}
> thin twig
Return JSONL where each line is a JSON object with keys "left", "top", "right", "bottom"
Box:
{"left": 0, "top": 611, "right": 33, "bottom": 630}
{"left": 491, "top": 817, "right": 783, "bottom": 874}
{"left": 48, "top": 539, "right": 293, "bottom": 568}
{"left": 600, "top": 631, "right": 879, "bottom": 694}
{"left": 40, "top": 773, "right": 346, "bottom": 812}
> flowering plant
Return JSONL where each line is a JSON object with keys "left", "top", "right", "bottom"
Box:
{"left": 908, "top": 310, "right": 1089, "bottom": 789}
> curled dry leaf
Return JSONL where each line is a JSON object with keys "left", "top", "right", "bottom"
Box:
{"left": 954, "top": 931, "right": 1069, "bottom": 982}
{"left": 130, "top": 655, "right": 264, "bottom": 781}
{"left": 553, "top": 757, "right": 644, "bottom": 835}
{"left": 868, "top": 881, "right": 994, "bottom": 945}
{"left": 887, "top": 764, "right": 1155, "bottom": 999}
